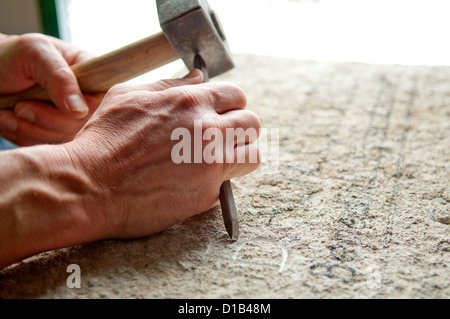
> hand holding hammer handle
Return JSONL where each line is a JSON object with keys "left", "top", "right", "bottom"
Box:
{"left": 0, "top": 0, "right": 235, "bottom": 111}
{"left": 0, "top": 32, "right": 179, "bottom": 110}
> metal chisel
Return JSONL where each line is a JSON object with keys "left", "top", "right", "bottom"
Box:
{"left": 194, "top": 54, "right": 239, "bottom": 241}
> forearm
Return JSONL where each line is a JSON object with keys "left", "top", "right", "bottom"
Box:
{"left": 0, "top": 145, "right": 102, "bottom": 269}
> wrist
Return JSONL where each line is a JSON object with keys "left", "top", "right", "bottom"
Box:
{"left": 0, "top": 144, "right": 106, "bottom": 268}
{"left": 39, "top": 143, "right": 113, "bottom": 243}
{"left": 63, "top": 135, "right": 131, "bottom": 237}
{"left": 44, "top": 143, "right": 109, "bottom": 238}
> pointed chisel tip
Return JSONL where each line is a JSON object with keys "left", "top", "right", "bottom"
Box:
{"left": 219, "top": 180, "right": 239, "bottom": 241}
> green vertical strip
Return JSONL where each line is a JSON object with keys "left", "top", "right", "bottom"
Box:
{"left": 38, "top": 0, "right": 60, "bottom": 38}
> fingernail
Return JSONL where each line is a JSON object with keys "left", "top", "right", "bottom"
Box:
{"left": 66, "top": 94, "right": 89, "bottom": 114}
{"left": 17, "top": 108, "right": 35, "bottom": 122}
{"left": 0, "top": 113, "right": 18, "bottom": 132}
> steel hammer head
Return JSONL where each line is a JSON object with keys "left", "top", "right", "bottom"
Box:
{"left": 156, "top": 0, "right": 234, "bottom": 78}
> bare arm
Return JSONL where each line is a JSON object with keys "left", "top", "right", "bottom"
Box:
{"left": 0, "top": 144, "right": 102, "bottom": 269}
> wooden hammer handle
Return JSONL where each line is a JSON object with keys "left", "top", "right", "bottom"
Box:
{"left": 0, "top": 31, "right": 179, "bottom": 110}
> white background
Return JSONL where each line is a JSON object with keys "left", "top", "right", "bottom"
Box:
{"left": 64, "top": 0, "right": 450, "bottom": 83}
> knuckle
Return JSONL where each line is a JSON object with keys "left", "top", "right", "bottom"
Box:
{"left": 180, "top": 88, "right": 204, "bottom": 108}
{"left": 102, "top": 86, "right": 149, "bottom": 113}
{"left": 219, "top": 81, "right": 247, "bottom": 103}
{"left": 110, "top": 83, "right": 129, "bottom": 92}
{"left": 108, "top": 83, "right": 135, "bottom": 96}
{"left": 166, "top": 86, "right": 203, "bottom": 109}
{"left": 223, "top": 80, "right": 245, "bottom": 94}
{"left": 51, "top": 65, "right": 75, "bottom": 82}
{"left": 15, "top": 33, "right": 51, "bottom": 54}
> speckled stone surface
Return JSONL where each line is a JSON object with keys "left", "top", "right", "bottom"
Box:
{"left": 0, "top": 55, "right": 449, "bottom": 298}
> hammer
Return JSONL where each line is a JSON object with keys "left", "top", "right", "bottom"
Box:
{"left": 0, "top": 0, "right": 234, "bottom": 107}
{"left": 0, "top": 0, "right": 240, "bottom": 240}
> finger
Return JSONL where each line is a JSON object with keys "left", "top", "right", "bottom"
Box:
{"left": 153, "top": 68, "right": 205, "bottom": 90}
{"left": 219, "top": 109, "right": 262, "bottom": 146}
{"left": 226, "top": 143, "right": 261, "bottom": 180}
{"left": 109, "top": 69, "right": 204, "bottom": 95}
{"left": 150, "top": 68, "right": 205, "bottom": 91}
{"left": 163, "top": 81, "right": 247, "bottom": 114}
{"left": 14, "top": 101, "right": 87, "bottom": 135}
{"left": 24, "top": 36, "right": 89, "bottom": 118}
{"left": 0, "top": 110, "right": 73, "bottom": 146}
{"left": 205, "top": 82, "right": 247, "bottom": 114}
{"left": 50, "top": 36, "right": 95, "bottom": 65}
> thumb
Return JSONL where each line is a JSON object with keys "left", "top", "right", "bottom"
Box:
{"left": 133, "top": 69, "right": 204, "bottom": 92}
{"left": 182, "top": 68, "right": 204, "bottom": 81}
{"left": 44, "top": 64, "right": 89, "bottom": 119}
{"left": 30, "top": 42, "right": 89, "bottom": 119}
{"left": 159, "top": 68, "right": 205, "bottom": 90}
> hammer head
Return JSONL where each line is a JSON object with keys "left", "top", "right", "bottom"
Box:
{"left": 156, "top": 0, "right": 234, "bottom": 78}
